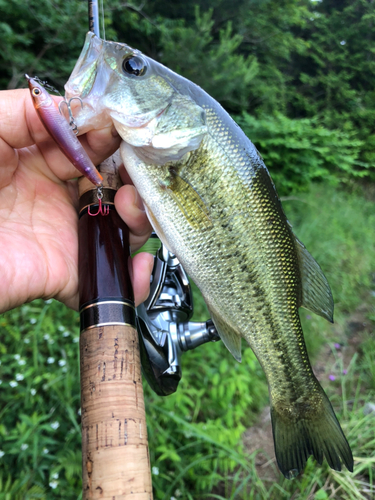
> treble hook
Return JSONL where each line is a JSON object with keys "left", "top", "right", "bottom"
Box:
{"left": 88, "top": 186, "right": 110, "bottom": 216}
{"left": 58, "top": 97, "right": 83, "bottom": 135}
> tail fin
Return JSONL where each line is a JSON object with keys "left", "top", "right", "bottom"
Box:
{"left": 271, "top": 391, "right": 353, "bottom": 479}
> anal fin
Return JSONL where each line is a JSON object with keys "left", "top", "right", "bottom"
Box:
{"left": 295, "top": 238, "right": 334, "bottom": 323}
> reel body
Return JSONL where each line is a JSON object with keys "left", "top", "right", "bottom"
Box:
{"left": 137, "top": 239, "right": 220, "bottom": 396}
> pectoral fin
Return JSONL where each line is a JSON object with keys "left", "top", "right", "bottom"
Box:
{"left": 208, "top": 308, "right": 242, "bottom": 362}
{"left": 295, "top": 238, "right": 334, "bottom": 323}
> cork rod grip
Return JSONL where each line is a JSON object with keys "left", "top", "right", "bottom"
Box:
{"left": 80, "top": 324, "right": 152, "bottom": 498}
{"left": 78, "top": 165, "right": 153, "bottom": 499}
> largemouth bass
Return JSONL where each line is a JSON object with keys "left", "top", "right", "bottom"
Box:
{"left": 65, "top": 32, "right": 353, "bottom": 479}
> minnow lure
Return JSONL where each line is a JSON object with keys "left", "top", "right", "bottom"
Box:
{"left": 25, "top": 74, "right": 103, "bottom": 187}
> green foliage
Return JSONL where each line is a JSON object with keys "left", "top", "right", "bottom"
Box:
{"left": 1, "top": 0, "right": 374, "bottom": 185}
{"left": 156, "top": 7, "right": 258, "bottom": 111}
{"left": 1, "top": 185, "right": 374, "bottom": 498}
{"left": 283, "top": 185, "right": 375, "bottom": 313}
{"left": 236, "top": 112, "right": 367, "bottom": 194}
{"left": 0, "top": 0, "right": 88, "bottom": 89}
{"left": 0, "top": 301, "right": 82, "bottom": 499}
{"left": 280, "top": 184, "right": 375, "bottom": 362}
{"left": 1, "top": 0, "right": 375, "bottom": 498}
{"left": 146, "top": 343, "right": 267, "bottom": 498}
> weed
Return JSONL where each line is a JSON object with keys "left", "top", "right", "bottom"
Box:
{"left": 0, "top": 184, "right": 374, "bottom": 498}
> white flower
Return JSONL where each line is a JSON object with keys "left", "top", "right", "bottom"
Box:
{"left": 14, "top": 354, "right": 20, "bottom": 360}
{"left": 171, "top": 497, "right": 176, "bottom": 500}
{"left": 43, "top": 334, "right": 50, "bottom": 340}
{"left": 30, "top": 388, "right": 36, "bottom": 396}
{"left": 152, "top": 466, "right": 159, "bottom": 475}
{"left": 77, "top": 408, "right": 81, "bottom": 416}
{"left": 18, "top": 359, "right": 26, "bottom": 365}
{"left": 20, "top": 443, "right": 29, "bottom": 450}
{"left": 51, "top": 472, "right": 59, "bottom": 479}
{"left": 62, "top": 331, "right": 70, "bottom": 337}
{"left": 49, "top": 481, "right": 58, "bottom": 489}
{"left": 15, "top": 374, "right": 24, "bottom": 381}
{"left": 58, "top": 359, "right": 66, "bottom": 367}
{"left": 30, "top": 318, "right": 37, "bottom": 325}
{"left": 73, "top": 337, "right": 79, "bottom": 343}
{"left": 58, "top": 325, "right": 65, "bottom": 331}
{"left": 45, "top": 299, "right": 53, "bottom": 304}
{"left": 24, "top": 338, "right": 30, "bottom": 344}
{"left": 0, "top": 450, "right": 4, "bottom": 458}
{"left": 47, "top": 357, "right": 55, "bottom": 364}
{"left": 51, "top": 421, "right": 60, "bottom": 430}
{"left": 340, "top": 40, "right": 346, "bottom": 45}
{"left": 43, "top": 448, "right": 49, "bottom": 454}
{"left": 9, "top": 381, "right": 18, "bottom": 388}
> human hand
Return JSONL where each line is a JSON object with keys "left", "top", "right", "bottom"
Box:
{"left": 0, "top": 89, "right": 153, "bottom": 313}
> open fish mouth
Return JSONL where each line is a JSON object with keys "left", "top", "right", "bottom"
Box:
{"left": 64, "top": 32, "right": 171, "bottom": 137}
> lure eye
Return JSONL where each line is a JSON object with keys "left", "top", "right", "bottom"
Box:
{"left": 32, "top": 88, "right": 41, "bottom": 96}
{"left": 122, "top": 55, "right": 147, "bottom": 77}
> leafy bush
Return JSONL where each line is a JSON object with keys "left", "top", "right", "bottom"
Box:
{"left": 236, "top": 112, "right": 370, "bottom": 194}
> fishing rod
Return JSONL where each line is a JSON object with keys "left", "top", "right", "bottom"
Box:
{"left": 77, "top": 3, "right": 152, "bottom": 498}
{"left": 78, "top": 2, "right": 223, "bottom": 496}
{"left": 78, "top": 158, "right": 153, "bottom": 498}
{"left": 84, "top": 0, "right": 223, "bottom": 397}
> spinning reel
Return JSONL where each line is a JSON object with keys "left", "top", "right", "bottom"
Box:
{"left": 137, "top": 235, "right": 220, "bottom": 396}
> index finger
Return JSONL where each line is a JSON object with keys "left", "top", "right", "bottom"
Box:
{"left": 0, "top": 89, "right": 60, "bottom": 149}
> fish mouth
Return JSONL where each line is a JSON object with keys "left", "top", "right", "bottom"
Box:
{"left": 109, "top": 106, "right": 168, "bottom": 149}
{"left": 110, "top": 105, "right": 167, "bottom": 129}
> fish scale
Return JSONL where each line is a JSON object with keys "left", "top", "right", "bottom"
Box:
{"left": 65, "top": 31, "right": 353, "bottom": 479}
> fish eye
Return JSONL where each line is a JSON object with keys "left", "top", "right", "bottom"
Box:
{"left": 122, "top": 55, "right": 147, "bottom": 77}
{"left": 32, "top": 88, "right": 41, "bottom": 96}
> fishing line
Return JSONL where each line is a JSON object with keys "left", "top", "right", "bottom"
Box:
{"left": 100, "top": 0, "right": 106, "bottom": 40}
{"left": 89, "top": 0, "right": 100, "bottom": 37}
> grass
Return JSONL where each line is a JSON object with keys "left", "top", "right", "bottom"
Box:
{"left": 0, "top": 183, "right": 374, "bottom": 499}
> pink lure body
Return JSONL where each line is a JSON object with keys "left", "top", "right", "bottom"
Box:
{"left": 26, "top": 75, "right": 103, "bottom": 187}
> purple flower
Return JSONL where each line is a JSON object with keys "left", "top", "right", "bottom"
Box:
{"left": 342, "top": 369, "right": 347, "bottom": 375}
{"left": 329, "top": 375, "right": 336, "bottom": 381}
{"left": 334, "top": 343, "right": 341, "bottom": 349}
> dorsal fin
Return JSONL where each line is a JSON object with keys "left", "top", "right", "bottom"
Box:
{"left": 208, "top": 308, "right": 242, "bottom": 362}
{"left": 295, "top": 238, "right": 334, "bottom": 323}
